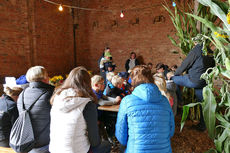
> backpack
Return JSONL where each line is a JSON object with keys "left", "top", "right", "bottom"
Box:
{"left": 9, "top": 90, "right": 47, "bottom": 152}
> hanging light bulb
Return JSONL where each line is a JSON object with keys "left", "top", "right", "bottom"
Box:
{"left": 58, "top": 4, "right": 63, "bottom": 11}
{"left": 172, "top": 1, "right": 176, "bottom": 7}
{"left": 120, "top": 10, "right": 124, "bottom": 18}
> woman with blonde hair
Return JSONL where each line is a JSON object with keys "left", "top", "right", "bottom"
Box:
{"left": 17, "top": 66, "right": 54, "bottom": 153}
{"left": 115, "top": 65, "right": 175, "bottom": 153}
{"left": 49, "top": 66, "right": 111, "bottom": 153}
{"left": 0, "top": 85, "right": 22, "bottom": 147}
{"left": 153, "top": 74, "right": 174, "bottom": 108}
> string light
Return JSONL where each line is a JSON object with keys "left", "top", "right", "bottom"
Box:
{"left": 58, "top": 5, "right": 63, "bottom": 11}
{"left": 43, "top": 0, "right": 162, "bottom": 16}
{"left": 120, "top": 11, "right": 124, "bottom": 18}
{"left": 172, "top": 1, "right": 176, "bottom": 7}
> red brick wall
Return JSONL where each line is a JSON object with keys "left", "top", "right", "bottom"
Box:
{"left": 0, "top": 0, "right": 188, "bottom": 87}
{"left": 0, "top": 0, "right": 30, "bottom": 77}
{"left": 0, "top": 0, "right": 74, "bottom": 82}
{"left": 74, "top": 0, "right": 184, "bottom": 73}
{"left": 35, "top": 0, "right": 75, "bottom": 76}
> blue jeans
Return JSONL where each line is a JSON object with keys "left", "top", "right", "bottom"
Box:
{"left": 172, "top": 75, "right": 205, "bottom": 102}
{"left": 91, "top": 141, "right": 111, "bottom": 153}
{"left": 172, "top": 75, "right": 206, "bottom": 126}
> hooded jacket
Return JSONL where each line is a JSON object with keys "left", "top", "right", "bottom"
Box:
{"left": 115, "top": 83, "right": 175, "bottom": 153}
{"left": 49, "top": 88, "right": 101, "bottom": 153}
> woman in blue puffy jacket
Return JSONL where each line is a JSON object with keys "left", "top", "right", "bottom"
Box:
{"left": 115, "top": 65, "right": 175, "bottom": 153}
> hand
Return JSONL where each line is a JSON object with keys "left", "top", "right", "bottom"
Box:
{"left": 115, "top": 96, "right": 122, "bottom": 104}
{"left": 167, "top": 73, "right": 174, "bottom": 80}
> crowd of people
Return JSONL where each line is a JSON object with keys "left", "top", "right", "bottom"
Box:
{"left": 0, "top": 40, "right": 214, "bottom": 153}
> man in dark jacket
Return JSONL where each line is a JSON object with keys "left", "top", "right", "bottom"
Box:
{"left": 170, "top": 43, "right": 215, "bottom": 131}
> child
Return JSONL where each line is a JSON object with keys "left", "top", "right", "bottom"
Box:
{"left": 147, "top": 62, "right": 153, "bottom": 71}
{"left": 106, "top": 75, "right": 125, "bottom": 99}
{"left": 170, "top": 64, "right": 178, "bottom": 72}
{"left": 153, "top": 74, "right": 174, "bottom": 108}
{"left": 103, "top": 72, "right": 116, "bottom": 95}
{"left": 91, "top": 75, "right": 121, "bottom": 106}
{"left": 118, "top": 72, "right": 132, "bottom": 95}
{"left": 92, "top": 75, "right": 121, "bottom": 145}
{"left": 166, "top": 71, "right": 178, "bottom": 116}
{"left": 100, "top": 52, "right": 116, "bottom": 74}
{"left": 49, "top": 66, "right": 111, "bottom": 153}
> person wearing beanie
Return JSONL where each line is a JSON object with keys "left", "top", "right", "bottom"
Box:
{"left": 100, "top": 51, "right": 116, "bottom": 82}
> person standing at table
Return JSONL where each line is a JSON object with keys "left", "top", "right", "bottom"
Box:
{"left": 49, "top": 67, "right": 111, "bottom": 153}
{"left": 100, "top": 52, "right": 116, "bottom": 83}
{"left": 115, "top": 65, "right": 175, "bottom": 153}
{"left": 98, "top": 47, "right": 112, "bottom": 82}
{"left": 125, "top": 52, "right": 140, "bottom": 72}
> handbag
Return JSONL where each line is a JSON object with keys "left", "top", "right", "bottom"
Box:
{"left": 9, "top": 90, "right": 47, "bottom": 152}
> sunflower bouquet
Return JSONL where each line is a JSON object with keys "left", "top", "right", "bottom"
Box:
{"left": 49, "top": 75, "right": 64, "bottom": 87}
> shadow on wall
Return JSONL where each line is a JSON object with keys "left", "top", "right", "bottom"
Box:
{"left": 137, "top": 56, "right": 145, "bottom": 65}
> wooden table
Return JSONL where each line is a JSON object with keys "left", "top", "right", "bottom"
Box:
{"left": 0, "top": 147, "right": 16, "bottom": 153}
{"left": 98, "top": 104, "right": 120, "bottom": 112}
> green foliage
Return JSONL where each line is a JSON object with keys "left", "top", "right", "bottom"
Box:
{"left": 180, "top": 102, "right": 200, "bottom": 131}
{"left": 163, "top": 1, "right": 219, "bottom": 55}
{"left": 165, "top": 0, "right": 230, "bottom": 152}
{"left": 202, "top": 86, "right": 217, "bottom": 139}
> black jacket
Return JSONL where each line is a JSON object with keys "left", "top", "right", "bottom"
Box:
{"left": 106, "top": 86, "right": 125, "bottom": 98}
{"left": 83, "top": 101, "right": 101, "bottom": 147}
{"left": 125, "top": 59, "right": 140, "bottom": 72}
{"left": 175, "top": 44, "right": 215, "bottom": 85}
{"left": 17, "top": 82, "right": 54, "bottom": 148}
{"left": 0, "top": 95, "right": 18, "bottom": 141}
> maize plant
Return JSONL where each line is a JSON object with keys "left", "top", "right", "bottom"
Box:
{"left": 166, "top": 0, "right": 230, "bottom": 152}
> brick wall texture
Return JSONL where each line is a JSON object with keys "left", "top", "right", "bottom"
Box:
{"left": 74, "top": 0, "right": 185, "bottom": 73}
{"left": 0, "top": 0, "right": 190, "bottom": 85}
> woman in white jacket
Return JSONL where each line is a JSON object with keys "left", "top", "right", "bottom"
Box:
{"left": 49, "top": 66, "right": 111, "bottom": 153}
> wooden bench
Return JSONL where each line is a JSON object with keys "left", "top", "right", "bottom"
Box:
{"left": 0, "top": 147, "right": 16, "bottom": 153}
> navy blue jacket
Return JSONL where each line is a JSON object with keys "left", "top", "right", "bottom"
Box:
{"left": 175, "top": 44, "right": 215, "bottom": 85}
{"left": 0, "top": 95, "right": 18, "bottom": 141}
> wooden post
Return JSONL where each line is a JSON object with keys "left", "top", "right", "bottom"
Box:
{"left": 194, "top": 0, "right": 200, "bottom": 33}
{"left": 26, "top": 0, "right": 36, "bottom": 66}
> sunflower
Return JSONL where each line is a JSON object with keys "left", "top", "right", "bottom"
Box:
{"left": 227, "top": 11, "right": 230, "bottom": 24}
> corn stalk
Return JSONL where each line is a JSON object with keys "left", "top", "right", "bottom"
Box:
{"left": 165, "top": 0, "right": 230, "bottom": 152}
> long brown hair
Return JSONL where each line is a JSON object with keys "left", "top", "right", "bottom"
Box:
{"left": 50, "top": 66, "right": 97, "bottom": 105}
{"left": 130, "top": 65, "right": 154, "bottom": 88}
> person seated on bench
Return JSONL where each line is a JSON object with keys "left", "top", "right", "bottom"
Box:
{"left": 91, "top": 75, "right": 121, "bottom": 107}
{"left": 0, "top": 81, "right": 22, "bottom": 147}
{"left": 106, "top": 75, "right": 126, "bottom": 99}
{"left": 49, "top": 67, "right": 111, "bottom": 153}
